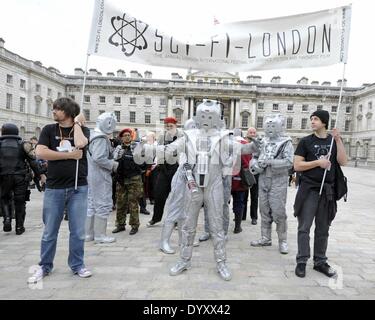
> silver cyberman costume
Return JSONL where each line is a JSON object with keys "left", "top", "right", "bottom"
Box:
{"left": 165, "top": 100, "right": 234, "bottom": 281}
{"left": 159, "top": 118, "right": 197, "bottom": 254}
{"left": 85, "top": 112, "right": 118, "bottom": 244}
{"left": 249, "top": 114, "right": 294, "bottom": 254}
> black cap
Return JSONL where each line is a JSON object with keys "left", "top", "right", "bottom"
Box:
{"left": 310, "top": 110, "right": 329, "bottom": 129}
{"left": 1, "top": 123, "right": 19, "bottom": 136}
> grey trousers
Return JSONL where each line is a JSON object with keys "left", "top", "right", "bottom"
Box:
{"left": 296, "top": 190, "right": 330, "bottom": 266}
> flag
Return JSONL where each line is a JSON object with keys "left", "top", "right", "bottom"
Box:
{"left": 88, "top": 1, "right": 351, "bottom": 72}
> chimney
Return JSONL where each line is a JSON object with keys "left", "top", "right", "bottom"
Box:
{"left": 337, "top": 79, "right": 347, "bottom": 87}
{"left": 106, "top": 72, "right": 115, "bottom": 77}
{"left": 247, "top": 75, "right": 262, "bottom": 84}
{"left": 171, "top": 72, "right": 181, "bottom": 80}
{"left": 34, "top": 61, "right": 43, "bottom": 67}
{"left": 271, "top": 76, "right": 281, "bottom": 84}
{"left": 0, "top": 38, "right": 5, "bottom": 48}
{"left": 74, "top": 68, "right": 84, "bottom": 76}
{"left": 130, "top": 70, "right": 138, "bottom": 78}
{"left": 117, "top": 69, "right": 126, "bottom": 77}
{"left": 144, "top": 71, "right": 152, "bottom": 79}
{"left": 311, "top": 81, "right": 319, "bottom": 86}
{"left": 89, "top": 68, "right": 100, "bottom": 76}
{"left": 297, "top": 77, "right": 308, "bottom": 85}
{"left": 322, "top": 81, "right": 331, "bottom": 86}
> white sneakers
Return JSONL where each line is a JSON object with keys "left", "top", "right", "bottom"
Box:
{"left": 27, "top": 266, "right": 92, "bottom": 283}
{"left": 75, "top": 267, "right": 93, "bottom": 278}
{"left": 27, "top": 266, "right": 48, "bottom": 284}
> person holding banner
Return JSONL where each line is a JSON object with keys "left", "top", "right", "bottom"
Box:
{"left": 294, "top": 110, "right": 347, "bottom": 278}
{"left": 28, "top": 97, "right": 92, "bottom": 284}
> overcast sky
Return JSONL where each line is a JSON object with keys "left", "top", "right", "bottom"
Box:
{"left": 1, "top": 0, "right": 374, "bottom": 87}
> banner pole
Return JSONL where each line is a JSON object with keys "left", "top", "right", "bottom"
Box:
{"left": 319, "top": 62, "right": 347, "bottom": 196}
{"left": 75, "top": 53, "right": 90, "bottom": 191}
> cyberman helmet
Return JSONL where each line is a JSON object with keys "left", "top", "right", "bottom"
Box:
{"left": 95, "top": 112, "right": 117, "bottom": 135}
{"left": 194, "top": 99, "right": 224, "bottom": 130}
{"left": 264, "top": 114, "right": 286, "bottom": 138}
{"left": 1, "top": 123, "right": 19, "bottom": 136}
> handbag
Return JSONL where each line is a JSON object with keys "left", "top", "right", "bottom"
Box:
{"left": 240, "top": 167, "right": 256, "bottom": 188}
{"left": 334, "top": 162, "right": 348, "bottom": 202}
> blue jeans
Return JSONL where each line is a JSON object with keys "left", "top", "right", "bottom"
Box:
{"left": 39, "top": 185, "right": 88, "bottom": 273}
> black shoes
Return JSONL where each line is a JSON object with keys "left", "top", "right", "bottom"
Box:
{"left": 147, "top": 220, "right": 156, "bottom": 227}
{"left": 251, "top": 219, "right": 257, "bottom": 225}
{"left": 129, "top": 227, "right": 138, "bottom": 235}
{"left": 313, "top": 263, "right": 337, "bottom": 278}
{"left": 16, "top": 226, "right": 25, "bottom": 235}
{"left": 295, "top": 263, "right": 306, "bottom": 278}
{"left": 112, "top": 225, "right": 126, "bottom": 233}
{"left": 233, "top": 226, "right": 242, "bottom": 234}
{"left": 140, "top": 209, "right": 150, "bottom": 215}
{"left": 3, "top": 219, "right": 12, "bottom": 232}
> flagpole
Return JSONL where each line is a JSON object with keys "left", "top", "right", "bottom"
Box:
{"left": 75, "top": 53, "right": 90, "bottom": 191}
{"left": 319, "top": 62, "right": 347, "bottom": 196}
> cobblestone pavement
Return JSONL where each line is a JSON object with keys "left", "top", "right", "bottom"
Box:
{"left": 0, "top": 166, "right": 374, "bottom": 300}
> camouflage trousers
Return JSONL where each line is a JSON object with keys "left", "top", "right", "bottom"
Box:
{"left": 115, "top": 175, "right": 143, "bottom": 228}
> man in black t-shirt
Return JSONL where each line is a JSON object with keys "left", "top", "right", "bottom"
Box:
{"left": 28, "top": 97, "right": 92, "bottom": 284}
{"left": 293, "top": 110, "right": 347, "bottom": 278}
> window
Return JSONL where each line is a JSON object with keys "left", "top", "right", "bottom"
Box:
{"left": 99, "top": 96, "right": 106, "bottom": 103}
{"left": 47, "top": 88, "right": 52, "bottom": 96}
{"left": 257, "top": 103, "right": 264, "bottom": 110}
{"left": 20, "top": 79, "right": 26, "bottom": 89}
{"left": 301, "top": 118, "right": 307, "bottom": 129}
{"left": 20, "top": 97, "right": 25, "bottom": 113}
{"left": 36, "top": 84, "right": 41, "bottom": 92}
{"left": 130, "top": 111, "right": 136, "bottom": 123}
{"left": 224, "top": 117, "right": 229, "bottom": 128}
{"left": 287, "top": 104, "right": 294, "bottom": 111}
{"left": 58, "top": 92, "right": 62, "bottom": 98}
{"left": 345, "top": 120, "right": 351, "bottom": 132}
{"left": 345, "top": 106, "right": 352, "bottom": 114}
{"left": 99, "top": 110, "right": 105, "bottom": 115}
{"left": 6, "top": 74, "right": 13, "bottom": 84}
{"left": 70, "top": 95, "right": 75, "bottom": 100}
{"left": 359, "top": 104, "right": 363, "bottom": 112}
{"left": 197, "top": 79, "right": 203, "bottom": 85}
{"left": 287, "top": 118, "right": 293, "bottom": 129}
{"left": 130, "top": 97, "right": 136, "bottom": 105}
{"left": 302, "top": 104, "right": 309, "bottom": 112}
{"left": 175, "top": 98, "right": 182, "bottom": 106}
{"left": 273, "top": 103, "right": 279, "bottom": 111}
{"left": 317, "top": 105, "right": 323, "bottom": 111}
{"left": 210, "top": 80, "right": 216, "bottom": 85}
{"left": 83, "top": 109, "right": 90, "bottom": 121}
{"left": 35, "top": 103, "right": 40, "bottom": 115}
{"left": 84, "top": 95, "right": 91, "bottom": 103}
{"left": 330, "top": 119, "right": 336, "bottom": 130}
{"left": 160, "top": 98, "right": 166, "bottom": 106}
{"left": 256, "top": 116, "right": 263, "bottom": 128}
{"left": 145, "top": 113, "right": 151, "bottom": 124}
{"left": 6, "top": 93, "right": 12, "bottom": 109}
{"left": 114, "top": 96, "right": 121, "bottom": 104}
{"left": 223, "top": 80, "right": 229, "bottom": 86}
{"left": 331, "top": 105, "right": 337, "bottom": 113}
{"left": 114, "top": 111, "right": 120, "bottom": 123}
{"left": 369, "top": 101, "right": 373, "bottom": 110}
{"left": 159, "top": 112, "right": 166, "bottom": 123}
{"left": 145, "top": 98, "right": 151, "bottom": 105}
{"left": 241, "top": 113, "right": 249, "bottom": 128}
{"left": 174, "top": 110, "right": 182, "bottom": 123}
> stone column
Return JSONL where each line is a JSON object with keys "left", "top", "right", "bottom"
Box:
{"left": 234, "top": 98, "right": 241, "bottom": 128}
{"left": 167, "top": 96, "right": 173, "bottom": 117}
{"left": 230, "top": 99, "right": 235, "bottom": 129}
{"left": 183, "top": 98, "right": 189, "bottom": 122}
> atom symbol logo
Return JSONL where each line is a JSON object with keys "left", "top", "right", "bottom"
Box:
{"left": 108, "top": 14, "right": 149, "bottom": 57}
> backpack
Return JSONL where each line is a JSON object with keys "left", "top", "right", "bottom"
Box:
{"left": 334, "top": 162, "right": 348, "bottom": 202}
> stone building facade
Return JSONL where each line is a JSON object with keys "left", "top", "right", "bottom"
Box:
{"left": 1, "top": 38, "right": 374, "bottom": 165}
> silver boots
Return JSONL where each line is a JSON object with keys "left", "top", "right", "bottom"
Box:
{"left": 94, "top": 216, "right": 116, "bottom": 244}
{"left": 160, "top": 223, "right": 176, "bottom": 254}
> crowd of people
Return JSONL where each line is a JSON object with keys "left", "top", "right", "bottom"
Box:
{"left": 0, "top": 97, "right": 347, "bottom": 283}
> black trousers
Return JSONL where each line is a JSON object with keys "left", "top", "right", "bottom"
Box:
{"left": 243, "top": 173, "right": 259, "bottom": 220}
{"left": 151, "top": 165, "right": 178, "bottom": 223}
{"left": 296, "top": 190, "right": 330, "bottom": 266}
{"left": 0, "top": 175, "right": 28, "bottom": 228}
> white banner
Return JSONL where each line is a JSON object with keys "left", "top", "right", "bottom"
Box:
{"left": 88, "top": 1, "right": 351, "bottom": 72}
